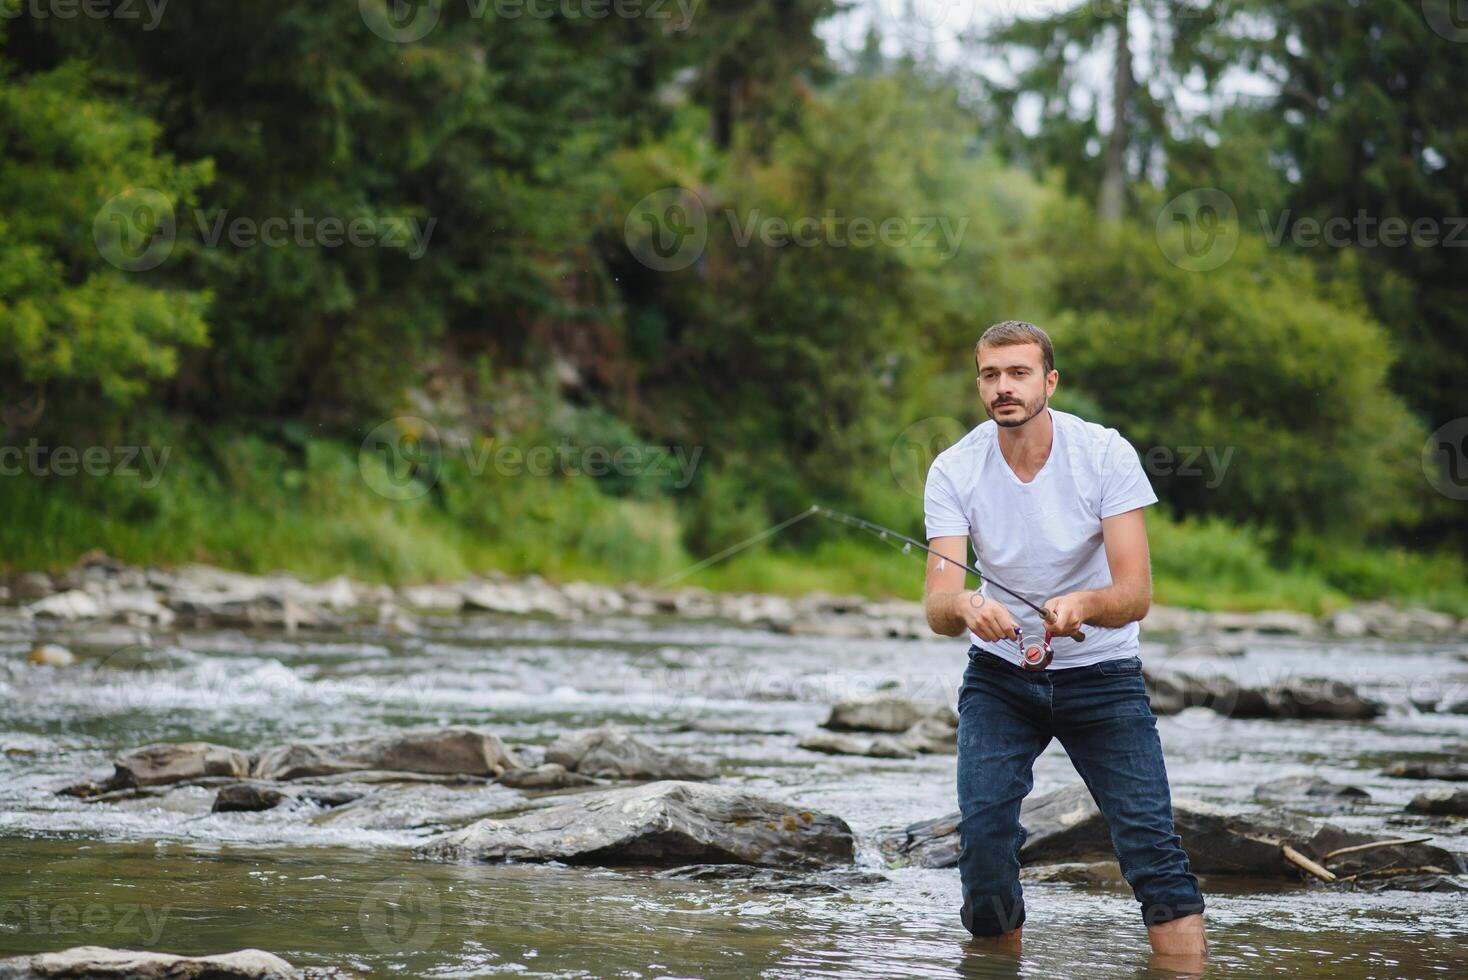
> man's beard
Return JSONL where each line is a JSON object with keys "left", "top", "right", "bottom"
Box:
{"left": 988, "top": 393, "right": 1046, "bottom": 428}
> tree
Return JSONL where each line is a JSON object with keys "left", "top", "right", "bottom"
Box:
{"left": 980, "top": 0, "right": 1239, "bottom": 219}
{"left": 0, "top": 52, "right": 211, "bottom": 429}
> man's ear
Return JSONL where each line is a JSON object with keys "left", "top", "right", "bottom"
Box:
{"left": 1047, "top": 369, "right": 1059, "bottom": 397}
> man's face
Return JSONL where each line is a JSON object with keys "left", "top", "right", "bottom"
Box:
{"left": 976, "top": 342, "right": 1057, "bottom": 428}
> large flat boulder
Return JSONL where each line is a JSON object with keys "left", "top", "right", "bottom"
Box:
{"left": 821, "top": 696, "right": 957, "bottom": 733}
{"left": 0, "top": 946, "right": 296, "bottom": 979}
{"left": 1144, "top": 667, "right": 1381, "bottom": 720}
{"left": 417, "top": 780, "right": 854, "bottom": 868}
{"left": 875, "top": 783, "right": 1465, "bottom": 880}
{"left": 543, "top": 725, "right": 715, "bottom": 780}
{"left": 252, "top": 727, "right": 520, "bottom": 781}
{"left": 111, "top": 742, "right": 252, "bottom": 789}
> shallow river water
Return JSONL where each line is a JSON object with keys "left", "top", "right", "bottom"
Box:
{"left": 2, "top": 613, "right": 1466, "bottom": 977}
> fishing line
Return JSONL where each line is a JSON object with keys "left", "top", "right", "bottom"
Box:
{"left": 650, "top": 507, "right": 819, "bottom": 589}
{"left": 650, "top": 503, "right": 1082, "bottom": 667}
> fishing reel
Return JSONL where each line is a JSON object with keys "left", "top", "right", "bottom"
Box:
{"left": 1017, "top": 629, "right": 1054, "bottom": 671}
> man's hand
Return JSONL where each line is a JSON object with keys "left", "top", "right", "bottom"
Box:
{"left": 1042, "top": 594, "right": 1088, "bottom": 638}
{"left": 960, "top": 592, "right": 1020, "bottom": 643}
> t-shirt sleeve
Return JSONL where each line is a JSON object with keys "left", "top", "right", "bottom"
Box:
{"left": 1099, "top": 430, "right": 1158, "bottom": 519}
{"left": 924, "top": 462, "right": 971, "bottom": 539}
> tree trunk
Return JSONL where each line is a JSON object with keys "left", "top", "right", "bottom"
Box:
{"left": 1098, "top": 5, "right": 1134, "bottom": 222}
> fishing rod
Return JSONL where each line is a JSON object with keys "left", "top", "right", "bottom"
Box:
{"left": 809, "top": 504, "right": 1083, "bottom": 669}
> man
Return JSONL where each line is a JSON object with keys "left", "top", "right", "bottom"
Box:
{"left": 922, "top": 320, "right": 1206, "bottom": 961}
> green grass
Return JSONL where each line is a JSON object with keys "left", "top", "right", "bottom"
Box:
{"left": 3, "top": 426, "right": 1466, "bottom": 618}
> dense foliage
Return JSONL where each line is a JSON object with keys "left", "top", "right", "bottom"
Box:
{"left": 1, "top": 1, "right": 1463, "bottom": 609}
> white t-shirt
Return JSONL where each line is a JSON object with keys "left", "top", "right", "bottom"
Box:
{"left": 923, "top": 408, "right": 1157, "bottom": 668}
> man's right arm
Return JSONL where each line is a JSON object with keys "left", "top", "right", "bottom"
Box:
{"left": 923, "top": 535, "right": 973, "bottom": 636}
{"left": 924, "top": 535, "right": 1021, "bottom": 641}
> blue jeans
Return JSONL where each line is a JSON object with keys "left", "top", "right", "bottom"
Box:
{"left": 956, "top": 645, "right": 1204, "bottom": 936}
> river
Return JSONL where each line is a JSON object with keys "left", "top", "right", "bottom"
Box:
{"left": 2, "top": 612, "right": 1466, "bottom": 977}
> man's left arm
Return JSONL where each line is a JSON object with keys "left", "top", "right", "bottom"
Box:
{"left": 1043, "top": 507, "right": 1152, "bottom": 635}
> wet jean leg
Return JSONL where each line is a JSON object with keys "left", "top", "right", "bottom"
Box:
{"left": 955, "top": 647, "right": 1052, "bottom": 936}
{"left": 1052, "top": 657, "right": 1206, "bottom": 927}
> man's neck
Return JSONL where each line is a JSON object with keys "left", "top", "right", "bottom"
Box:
{"left": 997, "top": 406, "right": 1053, "bottom": 482}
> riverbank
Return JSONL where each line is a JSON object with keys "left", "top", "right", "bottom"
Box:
{"left": 5, "top": 552, "right": 1467, "bottom": 652}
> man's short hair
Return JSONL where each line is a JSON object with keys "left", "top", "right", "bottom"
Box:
{"left": 975, "top": 320, "right": 1055, "bottom": 374}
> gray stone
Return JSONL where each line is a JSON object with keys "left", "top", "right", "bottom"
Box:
{"left": 1019, "top": 862, "right": 1127, "bottom": 886}
{"left": 1406, "top": 788, "right": 1468, "bottom": 817}
{"left": 875, "top": 783, "right": 1465, "bottom": 879}
{"left": 497, "top": 762, "right": 597, "bottom": 789}
{"left": 0, "top": 946, "right": 297, "bottom": 979}
{"left": 1253, "top": 776, "right": 1371, "bottom": 803}
{"left": 26, "top": 590, "right": 101, "bottom": 620}
{"left": 1383, "top": 761, "right": 1468, "bottom": 782}
{"left": 11, "top": 571, "right": 54, "bottom": 601}
{"left": 418, "top": 780, "right": 854, "bottom": 868}
{"left": 543, "top": 724, "right": 715, "bottom": 780}
{"left": 252, "top": 727, "right": 520, "bottom": 781}
{"left": 213, "top": 784, "right": 287, "bottom": 813}
{"left": 112, "top": 742, "right": 252, "bottom": 789}
{"left": 397, "top": 584, "right": 465, "bottom": 611}
{"left": 822, "top": 696, "right": 957, "bottom": 733}
{"left": 797, "top": 732, "right": 916, "bottom": 759}
{"left": 1143, "top": 667, "right": 1381, "bottom": 720}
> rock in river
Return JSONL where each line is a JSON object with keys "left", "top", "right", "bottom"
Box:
{"left": 107, "top": 742, "right": 252, "bottom": 790}
{"left": 1383, "top": 760, "right": 1468, "bottom": 782}
{"left": 543, "top": 724, "right": 715, "bottom": 780}
{"left": 1144, "top": 667, "right": 1381, "bottom": 720}
{"left": 497, "top": 762, "right": 597, "bottom": 790}
{"left": 1406, "top": 788, "right": 1468, "bottom": 817}
{"left": 212, "top": 784, "right": 288, "bottom": 813}
{"left": 0, "top": 945, "right": 297, "bottom": 979}
{"left": 1253, "top": 775, "right": 1371, "bottom": 804}
{"left": 252, "top": 727, "right": 520, "bottom": 781}
{"left": 799, "top": 716, "right": 957, "bottom": 759}
{"left": 417, "top": 780, "right": 855, "bottom": 868}
{"left": 876, "top": 783, "right": 1464, "bottom": 880}
{"left": 821, "top": 696, "right": 957, "bottom": 733}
